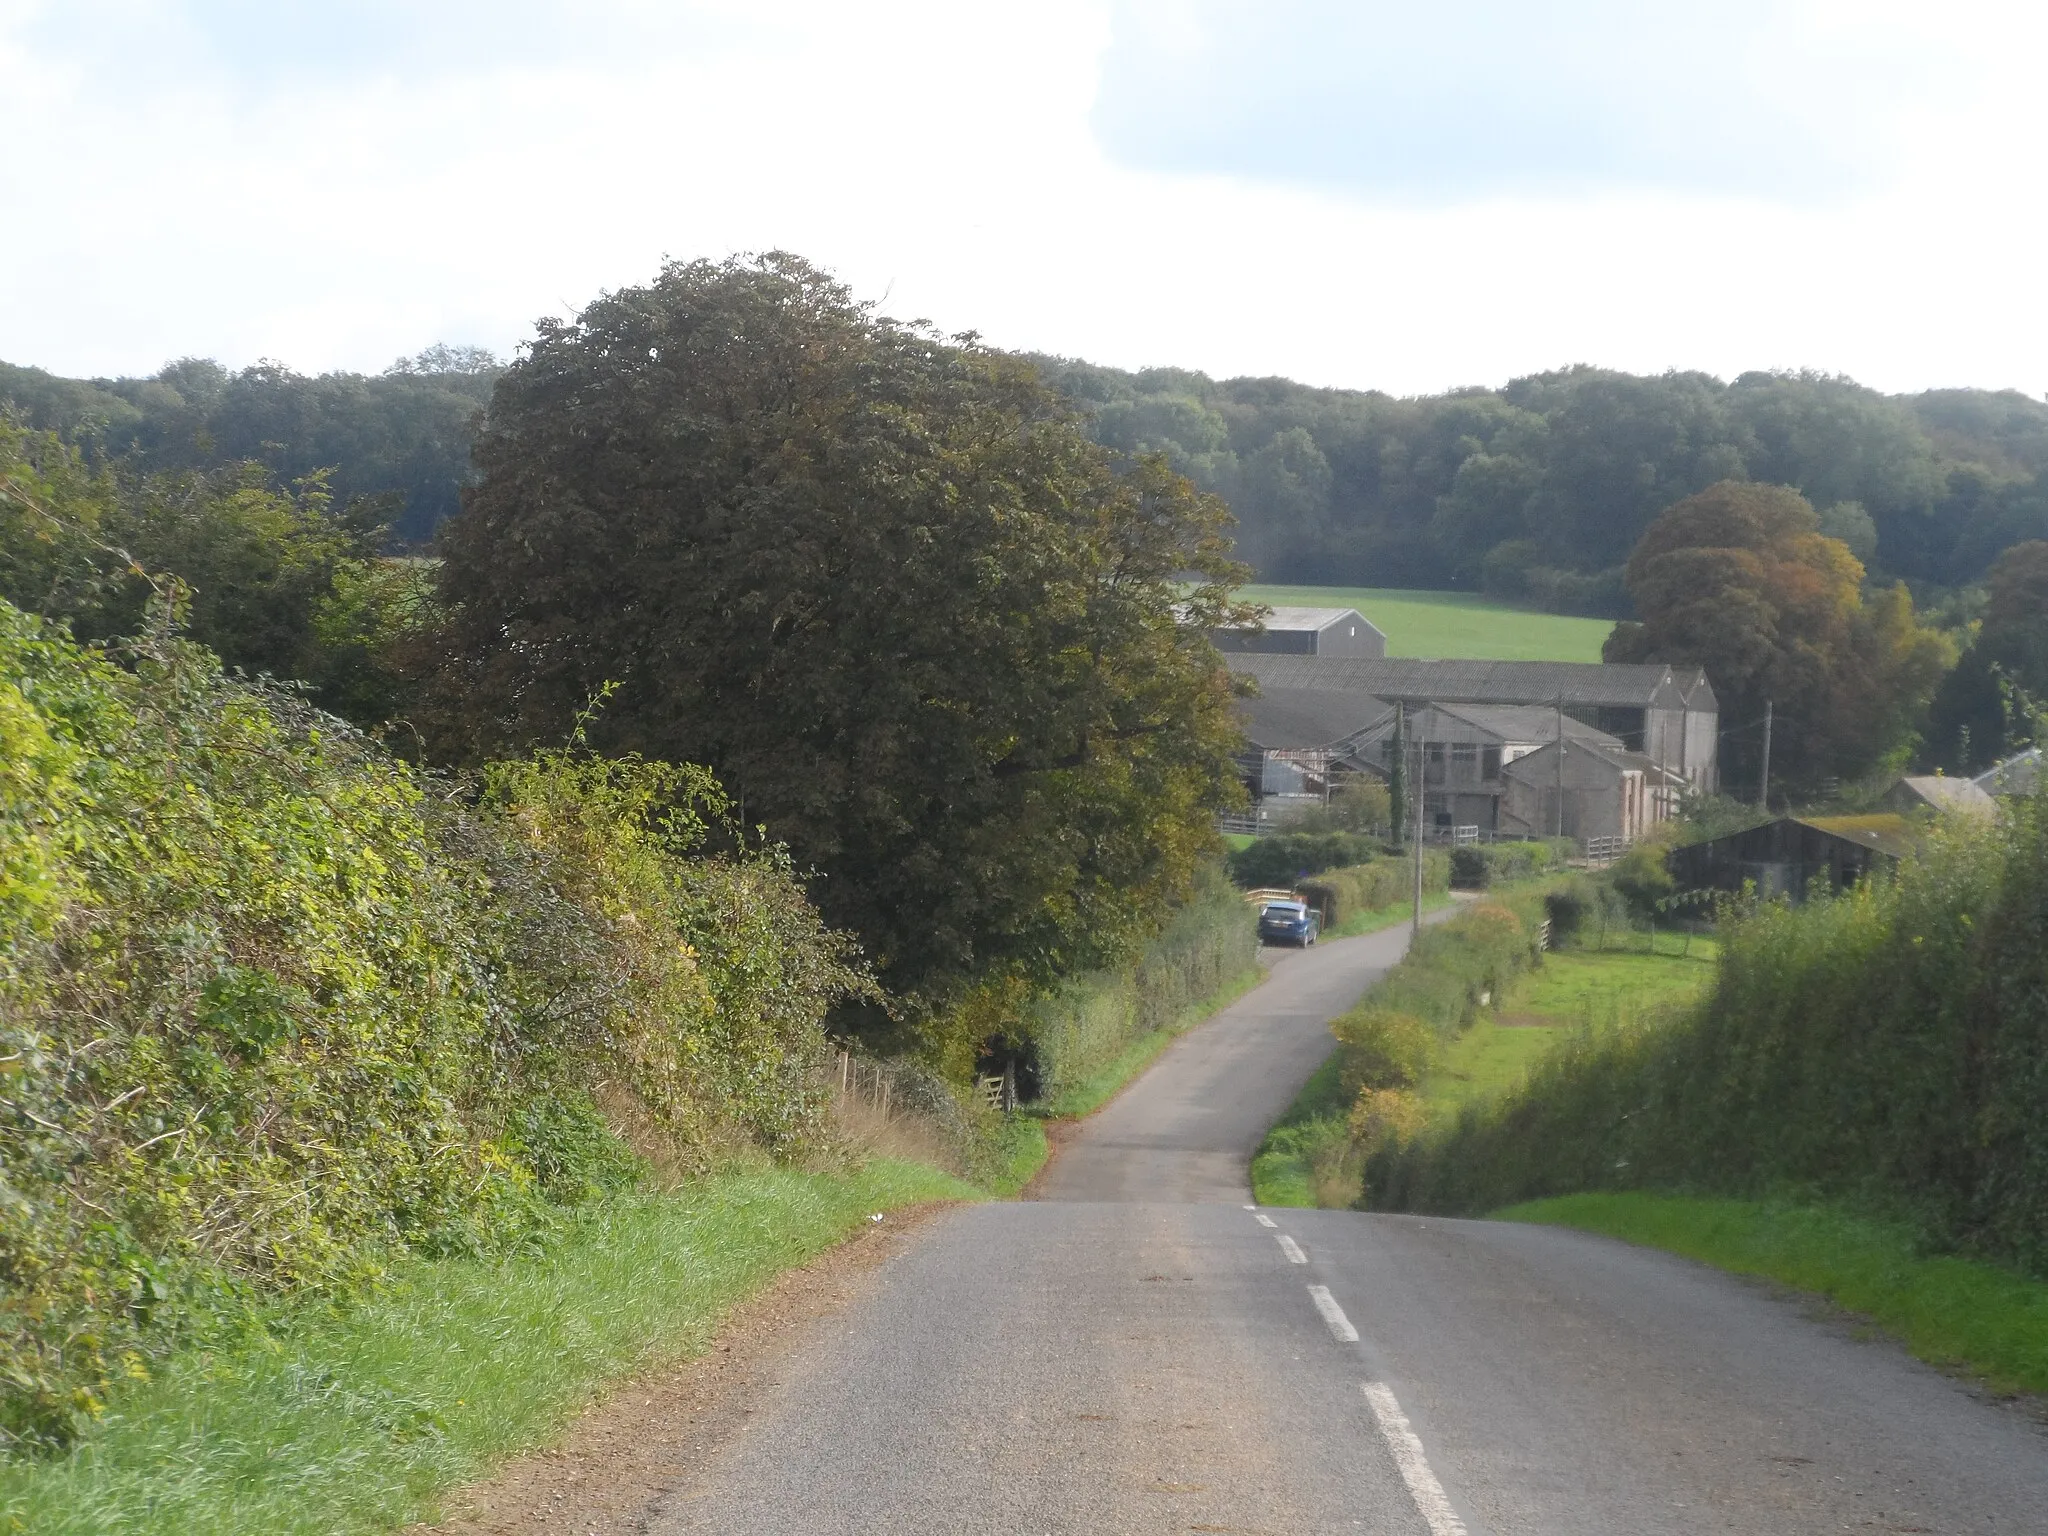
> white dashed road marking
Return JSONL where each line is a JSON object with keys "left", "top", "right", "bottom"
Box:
{"left": 1306, "top": 1284, "right": 1358, "bottom": 1342}
{"left": 1253, "top": 1212, "right": 1277, "bottom": 1228}
{"left": 1362, "top": 1381, "right": 1470, "bottom": 1536}
{"left": 1276, "top": 1234, "right": 1308, "bottom": 1264}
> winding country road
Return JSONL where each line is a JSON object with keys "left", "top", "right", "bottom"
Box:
{"left": 650, "top": 923, "right": 2048, "bottom": 1534}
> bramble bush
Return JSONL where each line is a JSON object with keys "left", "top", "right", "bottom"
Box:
{"left": 1370, "top": 809, "right": 2048, "bottom": 1280}
{"left": 0, "top": 599, "right": 869, "bottom": 1447}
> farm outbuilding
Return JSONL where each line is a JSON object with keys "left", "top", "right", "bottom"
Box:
{"left": 1211, "top": 606, "right": 1387, "bottom": 660}
{"left": 1498, "top": 738, "right": 1684, "bottom": 845}
{"left": 1883, "top": 775, "right": 1997, "bottom": 820}
{"left": 1233, "top": 687, "right": 1393, "bottom": 823}
{"left": 1347, "top": 702, "right": 1625, "bottom": 835}
{"left": 1670, "top": 815, "right": 1917, "bottom": 900}
{"left": 1230, "top": 653, "right": 1719, "bottom": 794}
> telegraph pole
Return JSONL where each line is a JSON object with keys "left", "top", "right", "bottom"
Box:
{"left": 1554, "top": 693, "right": 1566, "bottom": 839}
{"left": 1389, "top": 701, "right": 1406, "bottom": 849}
{"left": 1758, "top": 699, "right": 1774, "bottom": 811}
{"left": 1412, "top": 727, "right": 1425, "bottom": 939}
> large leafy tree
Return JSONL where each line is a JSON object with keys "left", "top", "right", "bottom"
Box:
{"left": 1926, "top": 540, "right": 2048, "bottom": 770}
{"left": 1606, "top": 481, "right": 1950, "bottom": 797}
{"left": 422, "top": 254, "right": 1249, "bottom": 1036}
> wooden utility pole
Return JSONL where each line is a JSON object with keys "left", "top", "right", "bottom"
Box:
{"left": 1554, "top": 693, "right": 1566, "bottom": 839}
{"left": 1758, "top": 700, "right": 1774, "bottom": 810}
{"left": 1389, "top": 700, "right": 1406, "bottom": 849}
{"left": 1412, "top": 728, "right": 1425, "bottom": 939}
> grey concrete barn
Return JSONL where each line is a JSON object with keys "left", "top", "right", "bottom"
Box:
{"left": 1210, "top": 606, "right": 1388, "bottom": 659}
{"left": 1229, "top": 653, "right": 1719, "bottom": 794}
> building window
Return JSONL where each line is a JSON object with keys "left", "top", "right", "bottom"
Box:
{"left": 1482, "top": 745, "right": 1502, "bottom": 782}
{"left": 1450, "top": 743, "right": 1476, "bottom": 780}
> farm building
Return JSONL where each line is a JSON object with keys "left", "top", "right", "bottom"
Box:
{"left": 1211, "top": 606, "right": 1387, "bottom": 660}
{"left": 1229, "top": 654, "right": 1718, "bottom": 793}
{"left": 1974, "top": 749, "right": 2041, "bottom": 798}
{"left": 1670, "top": 815, "right": 1917, "bottom": 900}
{"left": 1883, "top": 774, "right": 1998, "bottom": 820}
{"left": 1496, "top": 738, "right": 1684, "bottom": 844}
{"left": 1234, "top": 688, "right": 1392, "bottom": 821}
{"left": 1347, "top": 702, "right": 1625, "bottom": 835}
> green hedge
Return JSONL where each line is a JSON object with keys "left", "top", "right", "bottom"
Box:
{"left": 1371, "top": 808, "right": 2048, "bottom": 1280}
{"left": 1298, "top": 853, "right": 1449, "bottom": 929}
{"left": 1026, "top": 866, "right": 1257, "bottom": 1103}
{"left": 1448, "top": 839, "right": 1567, "bottom": 889}
{"left": 0, "top": 600, "right": 868, "bottom": 1447}
{"left": 1227, "top": 831, "right": 1381, "bottom": 888}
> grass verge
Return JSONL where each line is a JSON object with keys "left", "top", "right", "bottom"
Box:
{"left": 1326, "top": 890, "right": 1456, "bottom": 939}
{"left": 1250, "top": 1051, "right": 1348, "bottom": 1208}
{"left": 1029, "top": 963, "right": 1266, "bottom": 1124}
{"left": 1499, "top": 1193, "right": 2048, "bottom": 1399}
{"left": 0, "top": 1159, "right": 971, "bottom": 1536}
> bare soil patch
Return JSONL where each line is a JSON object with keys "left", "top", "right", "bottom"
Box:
{"left": 411, "top": 1200, "right": 962, "bottom": 1535}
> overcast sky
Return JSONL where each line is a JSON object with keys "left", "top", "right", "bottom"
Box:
{"left": 3, "top": 0, "right": 2043, "bottom": 397}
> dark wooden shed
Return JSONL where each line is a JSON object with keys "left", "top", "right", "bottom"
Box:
{"left": 1670, "top": 815, "right": 1917, "bottom": 900}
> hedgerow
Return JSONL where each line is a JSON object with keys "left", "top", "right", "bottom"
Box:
{"left": 1297, "top": 853, "right": 1449, "bottom": 929}
{"left": 1371, "top": 808, "right": 2048, "bottom": 1281}
{"left": 0, "top": 600, "right": 868, "bottom": 1447}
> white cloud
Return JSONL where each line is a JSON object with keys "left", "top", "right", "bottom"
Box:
{"left": 0, "top": 0, "right": 2043, "bottom": 399}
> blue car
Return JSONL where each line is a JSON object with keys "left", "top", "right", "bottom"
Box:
{"left": 1258, "top": 899, "right": 1320, "bottom": 947}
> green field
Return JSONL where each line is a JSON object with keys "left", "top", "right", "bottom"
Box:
{"left": 1423, "top": 942, "right": 1718, "bottom": 1123}
{"left": 1237, "top": 585, "right": 1613, "bottom": 662}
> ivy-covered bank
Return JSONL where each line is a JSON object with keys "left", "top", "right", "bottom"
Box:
{"left": 0, "top": 598, "right": 870, "bottom": 1447}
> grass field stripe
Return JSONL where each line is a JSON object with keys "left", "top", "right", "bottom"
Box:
{"left": 1362, "top": 1381, "right": 1469, "bottom": 1536}
{"left": 1307, "top": 1284, "right": 1358, "bottom": 1341}
{"left": 1253, "top": 1212, "right": 1278, "bottom": 1228}
{"left": 1277, "top": 1234, "right": 1308, "bottom": 1264}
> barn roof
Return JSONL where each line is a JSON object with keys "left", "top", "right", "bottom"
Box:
{"left": 1228, "top": 654, "right": 1716, "bottom": 711}
{"left": 1237, "top": 688, "right": 1393, "bottom": 751}
{"left": 1890, "top": 775, "right": 1998, "bottom": 818}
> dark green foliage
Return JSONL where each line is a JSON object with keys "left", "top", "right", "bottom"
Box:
{"left": 1544, "top": 883, "right": 1592, "bottom": 943}
{"left": 1370, "top": 893, "right": 1552, "bottom": 1033}
{"left": 1228, "top": 830, "right": 1380, "bottom": 887}
{"left": 0, "top": 421, "right": 425, "bottom": 729}
{"left": 1033, "top": 358, "right": 2048, "bottom": 598}
{"left": 423, "top": 254, "right": 1250, "bottom": 1034}
{"left": 1296, "top": 853, "right": 1449, "bottom": 927}
{"left": 0, "top": 349, "right": 497, "bottom": 547}
{"left": 1371, "top": 807, "right": 2048, "bottom": 1280}
{"left": 1448, "top": 839, "right": 1560, "bottom": 889}
{"left": 1926, "top": 540, "right": 2048, "bottom": 770}
{"left": 0, "top": 599, "right": 867, "bottom": 1446}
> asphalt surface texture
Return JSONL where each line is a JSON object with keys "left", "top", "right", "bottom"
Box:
{"left": 650, "top": 921, "right": 2048, "bottom": 1534}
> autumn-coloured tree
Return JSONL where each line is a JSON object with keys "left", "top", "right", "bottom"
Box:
{"left": 1605, "top": 481, "right": 1950, "bottom": 797}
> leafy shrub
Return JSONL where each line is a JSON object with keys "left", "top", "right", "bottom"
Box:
{"left": 1297, "top": 852, "right": 1449, "bottom": 928}
{"left": 1228, "top": 831, "right": 1380, "bottom": 888}
{"left": 1330, "top": 1008, "right": 1434, "bottom": 1098}
{"left": 1607, "top": 842, "right": 1676, "bottom": 917}
{"left": 1371, "top": 808, "right": 2048, "bottom": 1281}
{"left": 0, "top": 599, "right": 869, "bottom": 1446}
{"left": 1544, "top": 883, "right": 1592, "bottom": 943}
{"left": 1449, "top": 840, "right": 1560, "bottom": 889}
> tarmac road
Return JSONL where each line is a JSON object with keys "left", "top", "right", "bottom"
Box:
{"left": 651, "top": 923, "right": 2048, "bottom": 1534}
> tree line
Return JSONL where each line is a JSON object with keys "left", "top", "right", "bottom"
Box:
{"left": 1033, "top": 356, "right": 2048, "bottom": 616}
{"left": 11, "top": 342, "right": 2048, "bottom": 623}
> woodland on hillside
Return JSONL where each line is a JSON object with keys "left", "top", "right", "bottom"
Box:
{"left": 9, "top": 346, "right": 2048, "bottom": 623}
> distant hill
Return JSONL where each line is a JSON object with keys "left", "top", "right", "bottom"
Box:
{"left": 7, "top": 346, "right": 2045, "bottom": 598}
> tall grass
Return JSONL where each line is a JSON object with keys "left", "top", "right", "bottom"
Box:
{"left": 1027, "top": 867, "right": 1258, "bottom": 1106}
{"left": 1375, "top": 805, "right": 2048, "bottom": 1282}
